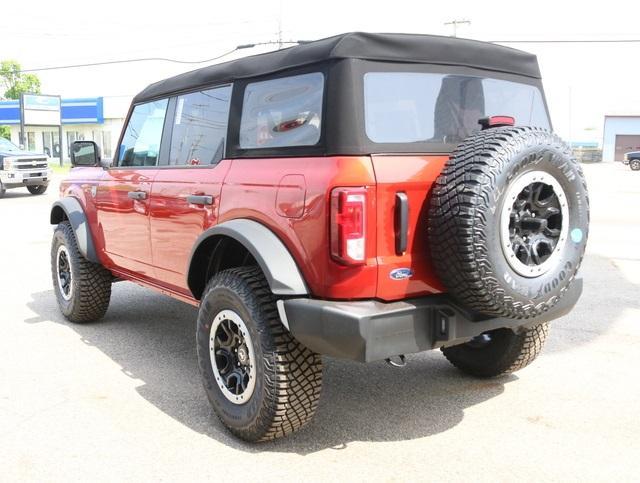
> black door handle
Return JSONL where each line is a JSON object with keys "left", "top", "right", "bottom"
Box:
{"left": 395, "top": 192, "right": 409, "bottom": 255}
{"left": 127, "top": 191, "right": 147, "bottom": 200}
{"left": 187, "top": 194, "right": 214, "bottom": 205}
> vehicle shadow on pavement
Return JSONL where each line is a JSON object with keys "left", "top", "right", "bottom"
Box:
{"left": 1, "top": 190, "right": 35, "bottom": 199}
{"left": 24, "top": 254, "right": 632, "bottom": 454}
{"left": 25, "top": 285, "right": 513, "bottom": 453}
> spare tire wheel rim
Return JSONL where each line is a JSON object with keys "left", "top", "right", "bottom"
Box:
{"left": 56, "top": 244, "right": 73, "bottom": 301}
{"left": 209, "top": 309, "right": 256, "bottom": 405}
{"left": 500, "top": 170, "right": 569, "bottom": 278}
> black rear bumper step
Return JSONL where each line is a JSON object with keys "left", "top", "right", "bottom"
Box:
{"left": 283, "top": 279, "right": 582, "bottom": 362}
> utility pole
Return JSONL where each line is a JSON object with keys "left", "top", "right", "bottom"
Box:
{"left": 567, "top": 85, "right": 572, "bottom": 149}
{"left": 277, "top": 0, "right": 283, "bottom": 49}
{"left": 444, "top": 19, "right": 471, "bottom": 37}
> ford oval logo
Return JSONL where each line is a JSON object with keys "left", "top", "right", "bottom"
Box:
{"left": 389, "top": 268, "right": 413, "bottom": 280}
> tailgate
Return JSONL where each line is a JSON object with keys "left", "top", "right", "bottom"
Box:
{"left": 371, "top": 154, "right": 449, "bottom": 301}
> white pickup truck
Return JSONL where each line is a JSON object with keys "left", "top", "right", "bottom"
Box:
{"left": 0, "top": 137, "right": 52, "bottom": 198}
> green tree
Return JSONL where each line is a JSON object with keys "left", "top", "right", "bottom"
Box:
{"left": 0, "top": 60, "right": 42, "bottom": 140}
{"left": 1, "top": 60, "right": 41, "bottom": 99}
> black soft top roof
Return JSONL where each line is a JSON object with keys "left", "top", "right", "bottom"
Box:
{"left": 134, "top": 32, "right": 541, "bottom": 103}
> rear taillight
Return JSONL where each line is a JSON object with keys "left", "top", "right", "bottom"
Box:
{"left": 330, "top": 188, "right": 367, "bottom": 266}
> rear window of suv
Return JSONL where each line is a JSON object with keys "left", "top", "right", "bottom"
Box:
{"left": 364, "top": 72, "right": 550, "bottom": 144}
{"left": 239, "top": 72, "right": 324, "bottom": 149}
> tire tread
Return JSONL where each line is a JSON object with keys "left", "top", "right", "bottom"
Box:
{"left": 442, "top": 322, "right": 549, "bottom": 378}
{"left": 52, "top": 221, "right": 112, "bottom": 322}
{"left": 199, "top": 267, "right": 322, "bottom": 442}
{"left": 428, "top": 127, "right": 588, "bottom": 318}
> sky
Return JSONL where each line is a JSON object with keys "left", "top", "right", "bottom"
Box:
{"left": 2, "top": 0, "right": 640, "bottom": 145}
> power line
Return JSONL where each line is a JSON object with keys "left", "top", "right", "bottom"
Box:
{"left": 14, "top": 41, "right": 300, "bottom": 74}
{"left": 15, "top": 48, "right": 240, "bottom": 73}
{"left": 490, "top": 39, "right": 640, "bottom": 43}
{"left": 12, "top": 37, "right": 640, "bottom": 75}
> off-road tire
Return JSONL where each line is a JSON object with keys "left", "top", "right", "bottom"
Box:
{"left": 428, "top": 127, "right": 589, "bottom": 319}
{"left": 196, "top": 266, "right": 323, "bottom": 442}
{"left": 630, "top": 159, "right": 640, "bottom": 171}
{"left": 442, "top": 322, "right": 549, "bottom": 378}
{"left": 27, "top": 184, "right": 48, "bottom": 195}
{"left": 51, "top": 221, "right": 112, "bottom": 323}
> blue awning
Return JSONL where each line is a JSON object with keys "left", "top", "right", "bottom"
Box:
{"left": 0, "top": 97, "right": 104, "bottom": 125}
{"left": 0, "top": 100, "right": 20, "bottom": 124}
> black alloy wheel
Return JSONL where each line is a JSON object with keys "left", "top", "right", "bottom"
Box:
{"left": 501, "top": 171, "right": 567, "bottom": 277}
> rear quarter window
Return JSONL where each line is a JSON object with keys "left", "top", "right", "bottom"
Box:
{"left": 239, "top": 72, "right": 324, "bottom": 149}
{"left": 364, "top": 72, "right": 550, "bottom": 144}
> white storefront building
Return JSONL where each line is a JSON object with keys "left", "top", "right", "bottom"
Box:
{"left": 602, "top": 114, "right": 640, "bottom": 162}
{"left": 0, "top": 96, "right": 131, "bottom": 162}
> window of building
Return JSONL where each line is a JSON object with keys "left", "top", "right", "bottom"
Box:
{"left": 363, "top": 72, "right": 550, "bottom": 144}
{"left": 42, "top": 132, "right": 53, "bottom": 157}
{"left": 27, "top": 132, "right": 36, "bottom": 151}
{"left": 102, "top": 131, "right": 112, "bottom": 158}
{"left": 92, "top": 130, "right": 103, "bottom": 155}
{"left": 169, "top": 85, "right": 231, "bottom": 166}
{"left": 66, "top": 132, "right": 77, "bottom": 152}
{"left": 118, "top": 99, "right": 168, "bottom": 167}
{"left": 90, "top": 130, "right": 113, "bottom": 158}
{"left": 239, "top": 72, "right": 324, "bottom": 149}
{"left": 42, "top": 132, "right": 61, "bottom": 158}
{"left": 66, "top": 131, "right": 85, "bottom": 157}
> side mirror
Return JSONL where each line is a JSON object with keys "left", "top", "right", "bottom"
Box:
{"left": 70, "top": 141, "right": 101, "bottom": 167}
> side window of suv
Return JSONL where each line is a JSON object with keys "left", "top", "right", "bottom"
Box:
{"left": 239, "top": 72, "right": 324, "bottom": 149}
{"left": 168, "top": 85, "right": 231, "bottom": 166}
{"left": 118, "top": 99, "right": 168, "bottom": 167}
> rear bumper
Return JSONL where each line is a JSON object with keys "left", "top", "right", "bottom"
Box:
{"left": 282, "top": 279, "right": 582, "bottom": 362}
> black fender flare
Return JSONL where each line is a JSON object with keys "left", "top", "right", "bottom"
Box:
{"left": 50, "top": 198, "right": 99, "bottom": 263}
{"left": 187, "top": 219, "right": 308, "bottom": 297}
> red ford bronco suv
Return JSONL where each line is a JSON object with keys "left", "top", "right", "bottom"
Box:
{"left": 50, "top": 33, "right": 589, "bottom": 442}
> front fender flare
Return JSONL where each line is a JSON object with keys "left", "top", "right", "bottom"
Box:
{"left": 188, "top": 219, "right": 308, "bottom": 297}
{"left": 50, "top": 198, "right": 98, "bottom": 263}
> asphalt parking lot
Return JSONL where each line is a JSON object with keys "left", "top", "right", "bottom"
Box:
{"left": 0, "top": 162, "right": 638, "bottom": 481}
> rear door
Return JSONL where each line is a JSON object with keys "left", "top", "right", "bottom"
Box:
{"left": 95, "top": 99, "right": 168, "bottom": 277}
{"left": 149, "top": 85, "right": 232, "bottom": 294}
{"left": 363, "top": 71, "right": 551, "bottom": 301}
{"left": 371, "top": 154, "right": 448, "bottom": 300}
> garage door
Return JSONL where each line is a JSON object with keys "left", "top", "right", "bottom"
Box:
{"left": 615, "top": 135, "right": 640, "bottom": 161}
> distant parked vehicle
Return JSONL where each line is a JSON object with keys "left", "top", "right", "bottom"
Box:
{"left": 623, "top": 151, "right": 640, "bottom": 170}
{"left": 0, "top": 138, "right": 51, "bottom": 198}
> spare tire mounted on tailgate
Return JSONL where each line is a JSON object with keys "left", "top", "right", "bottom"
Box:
{"left": 428, "top": 126, "right": 589, "bottom": 319}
